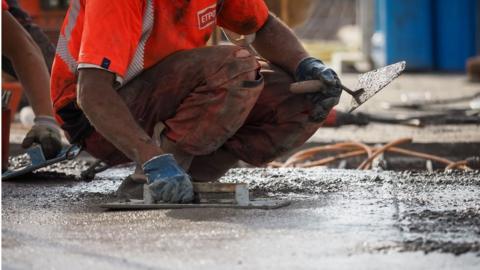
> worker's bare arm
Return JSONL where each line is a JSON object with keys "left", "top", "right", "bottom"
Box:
{"left": 2, "top": 11, "right": 53, "bottom": 117}
{"left": 77, "top": 69, "right": 163, "bottom": 165}
{"left": 253, "top": 13, "right": 309, "bottom": 75}
{"left": 254, "top": 13, "right": 342, "bottom": 123}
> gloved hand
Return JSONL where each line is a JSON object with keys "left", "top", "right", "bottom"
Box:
{"left": 22, "top": 115, "right": 62, "bottom": 159}
{"left": 295, "top": 57, "right": 342, "bottom": 122}
{"left": 143, "top": 154, "right": 194, "bottom": 203}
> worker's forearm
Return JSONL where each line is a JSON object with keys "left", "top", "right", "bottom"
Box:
{"left": 253, "top": 13, "right": 310, "bottom": 75}
{"left": 77, "top": 69, "right": 163, "bottom": 165}
{"left": 11, "top": 45, "right": 53, "bottom": 117}
{"left": 2, "top": 11, "right": 53, "bottom": 117}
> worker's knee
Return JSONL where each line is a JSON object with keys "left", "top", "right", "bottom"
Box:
{"left": 229, "top": 48, "right": 258, "bottom": 82}
{"left": 165, "top": 73, "right": 264, "bottom": 157}
{"left": 160, "top": 46, "right": 265, "bottom": 156}
{"left": 205, "top": 46, "right": 261, "bottom": 90}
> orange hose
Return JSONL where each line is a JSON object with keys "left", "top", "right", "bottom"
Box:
{"left": 268, "top": 161, "right": 284, "bottom": 168}
{"left": 445, "top": 160, "right": 469, "bottom": 170}
{"left": 273, "top": 138, "right": 470, "bottom": 172}
{"left": 358, "top": 138, "right": 412, "bottom": 170}
{"left": 282, "top": 142, "right": 372, "bottom": 167}
{"left": 299, "top": 149, "right": 367, "bottom": 168}
{"left": 301, "top": 147, "right": 458, "bottom": 170}
{"left": 282, "top": 144, "right": 351, "bottom": 167}
{"left": 386, "top": 147, "right": 454, "bottom": 166}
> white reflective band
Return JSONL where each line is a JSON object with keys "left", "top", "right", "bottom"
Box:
{"left": 124, "top": 0, "right": 154, "bottom": 84}
{"left": 56, "top": 35, "right": 78, "bottom": 73}
{"left": 64, "top": 0, "right": 80, "bottom": 40}
{"left": 55, "top": 0, "right": 80, "bottom": 73}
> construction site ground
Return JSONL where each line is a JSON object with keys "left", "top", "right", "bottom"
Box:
{"left": 2, "top": 73, "right": 480, "bottom": 269}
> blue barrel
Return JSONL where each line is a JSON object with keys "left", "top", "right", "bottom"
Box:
{"left": 434, "top": 0, "right": 478, "bottom": 71}
{"left": 375, "top": 0, "right": 434, "bottom": 70}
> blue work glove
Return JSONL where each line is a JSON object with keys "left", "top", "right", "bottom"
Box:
{"left": 295, "top": 57, "right": 342, "bottom": 122}
{"left": 142, "top": 154, "right": 194, "bottom": 203}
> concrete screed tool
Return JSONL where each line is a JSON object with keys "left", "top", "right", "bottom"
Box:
{"left": 100, "top": 182, "right": 291, "bottom": 210}
{"left": 290, "top": 61, "right": 407, "bottom": 112}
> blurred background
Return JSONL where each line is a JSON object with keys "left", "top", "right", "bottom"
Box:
{"left": 270, "top": 0, "right": 479, "bottom": 74}
{"left": 4, "top": 0, "right": 479, "bottom": 72}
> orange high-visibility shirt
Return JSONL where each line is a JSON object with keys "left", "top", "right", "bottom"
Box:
{"left": 51, "top": 0, "right": 269, "bottom": 124}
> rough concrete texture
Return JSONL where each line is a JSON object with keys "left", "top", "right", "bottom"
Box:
{"left": 2, "top": 165, "right": 480, "bottom": 270}
{"left": 3, "top": 72, "right": 479, "bottom": 269}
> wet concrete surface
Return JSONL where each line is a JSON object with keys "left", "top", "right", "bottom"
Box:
{"left": 2, "top": 165, "right": 480, "bottom": 269}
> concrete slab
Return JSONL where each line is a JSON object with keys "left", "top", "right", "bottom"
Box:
{"left": 3, "top": 73, "right": 479, "bottom": 269}
{"left": 2, "top": 166, "right": 479, "bottom": 269}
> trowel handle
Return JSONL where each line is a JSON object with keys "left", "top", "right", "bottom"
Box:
{"left": 289, "top": 80, "right": 327, "bottom": 94}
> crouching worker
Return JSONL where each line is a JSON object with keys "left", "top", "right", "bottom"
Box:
{"left": 50, "top": 0, "right": 342, "bottom": 203}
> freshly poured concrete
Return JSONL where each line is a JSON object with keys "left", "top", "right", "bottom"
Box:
{"left": 2, "top": 166, "right": 479, "bottom": 269}
{"left": 3, "top": 73, "right": 479, "bottom": 269}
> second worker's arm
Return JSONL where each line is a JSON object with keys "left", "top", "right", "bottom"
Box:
{"left": 2, "top": 10, "right": 62, "bottom": 159}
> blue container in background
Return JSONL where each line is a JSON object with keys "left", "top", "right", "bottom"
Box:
{"left": 374, "top": 0, "right": 478, "bottom": 71}
{"left": 375, "top": 0, "right": 434, "bottom": 70}
{"left": 434, "top": 0, "right": 478, "bottom": 71}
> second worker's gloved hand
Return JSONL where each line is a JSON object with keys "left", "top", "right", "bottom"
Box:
{"left": 143, "top": 154, "right": 194, "bottom": 203}
{"left": 295, "top": 57, "right": 342, "bottom": 122}
{"left": 22, "top": 115, "right": 63, "bottom": 159}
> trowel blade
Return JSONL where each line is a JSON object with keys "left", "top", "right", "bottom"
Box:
{"left": 2, "top": 145, "right": 82, "bottom": 181}
{"left": 348, "top": 61, "right": 406, "bottom": 112}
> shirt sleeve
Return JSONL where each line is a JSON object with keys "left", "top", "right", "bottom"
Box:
{"left": 2, "top": 0, "right": 9, "bottom": 10}
{"left": 217, "top": 0, "right": 269, "bottom": 35}
{"left": 78, "top": 0, "right": 143, "bottom": 80}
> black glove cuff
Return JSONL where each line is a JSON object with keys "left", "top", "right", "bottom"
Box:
{"left": 294, "top": 57, "right": 325, "bottom": 81}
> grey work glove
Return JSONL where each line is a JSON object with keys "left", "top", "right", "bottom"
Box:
{"left": 22, "top": 115, "right": 62, "bottom": 159}
{"left": 295, "top": 57, "right": 342, "bottom": 122}
{"left": 143, "top": 154, "right": 194, "bottom": 203}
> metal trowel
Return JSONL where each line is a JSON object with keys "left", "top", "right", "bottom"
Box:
{"left": 2, "top": 144, "right": 82, "bottom": 181}
{"left": 290, "top": 61, "right": 407, "bottom": 112}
